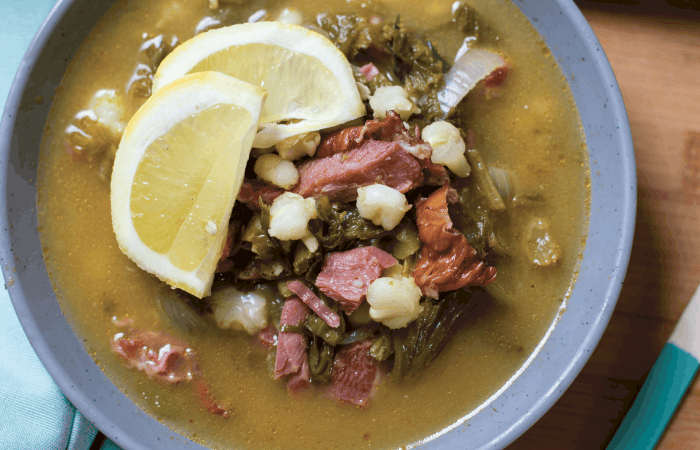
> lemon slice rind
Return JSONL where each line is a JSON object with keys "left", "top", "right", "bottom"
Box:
{"left": 111, "top": 72, "right": 266, "bottom": 297}
{"left": 153, "top": 22, "right": 365, "bottom": 148}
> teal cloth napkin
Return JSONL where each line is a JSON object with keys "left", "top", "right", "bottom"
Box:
{"left": 1, "top": 1, "right": 121, "bottom": 449}
{"left": 0, "top": 296, "right": 98, "bottom": 450}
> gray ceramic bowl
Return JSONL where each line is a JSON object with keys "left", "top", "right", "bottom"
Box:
{"left": 0, "top": 0, "right": 636, "bottom": 449}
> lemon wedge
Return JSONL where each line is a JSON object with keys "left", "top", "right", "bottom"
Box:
{"left": 111, "top": 72, "right": 266, "bottom": 298}
{"left": 153, "top": 22, "right": 365, "bottom": 148}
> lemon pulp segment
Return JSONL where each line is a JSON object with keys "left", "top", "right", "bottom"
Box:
{"left": 152, "top": 23, "right": 365, "bottom": 148}
{"left": 130, "top": 104, "right": 251, "bottom": 271}
{"left": 189, "top": 44, "right": 342, "bottom": 124}
{"left": 111, "top": 71, "right": 265, "bottom": 297}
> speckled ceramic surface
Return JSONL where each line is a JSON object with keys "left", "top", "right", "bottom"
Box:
{"left": 0, "top": 0, "right": 635, "bottom": 449}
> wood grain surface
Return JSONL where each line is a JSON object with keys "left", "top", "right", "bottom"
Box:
{"left": 507, "top": 5, "right": 700, "bottom": 450}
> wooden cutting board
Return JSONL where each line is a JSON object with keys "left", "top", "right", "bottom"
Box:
{"left": 507, "top": 6, "right": 700, "bottom": 449}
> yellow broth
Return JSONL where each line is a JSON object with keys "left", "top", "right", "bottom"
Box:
{"left": 37, "top": 0, "right": 589, "bottom": 449}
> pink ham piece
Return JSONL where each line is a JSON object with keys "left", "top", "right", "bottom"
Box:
{"left": 330, "top": 341, "right": 378, "bottom": 407}
{"left": 315, "top": 247, "right": 397, "bottom": 314}
{"left": 419, "top": 157, "right": 450, "bottom": 187}
{"left": 286, "top": 281, "right": 341, "bottom": 328}
{"left": 274, "top": 296, "right": 310, "bottom": 380}
{"left": 317, "top": 111, "right": 430, "bottom": 159}
{"left": 293, "top": 140, "right": 424, "bottom": 202}
{"left": 111, "top": 326, "right": 230, "bottom": 416}
{"left": 237, "top": 179, "right": 284, "bottom": 210}
{"left": 412, "top": 185, "right": 497, "bottom": 297}
{"left": 287, "top": 358, "right": 311, "bottom": 395}
{"left": 257, "top": 324, "right": 277, "bottom": 348}
{"left": 360, "top": 63, "right": 379, "bottom": 81}
{"left": 111, "top": 330, "right": 202, "bottom": 385}
{"left": 317, "top": 111, "right": 405, "bottom": 157}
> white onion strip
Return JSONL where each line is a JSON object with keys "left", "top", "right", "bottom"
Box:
{"left": 437, "top": 49, "right": 506, "bottom": 116}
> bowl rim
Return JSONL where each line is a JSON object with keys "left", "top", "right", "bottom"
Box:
{"left": 0, "top": 0, "right": 636, "bottom": 449}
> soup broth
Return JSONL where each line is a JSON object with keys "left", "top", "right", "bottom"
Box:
{"left": 38, "top": 0, "right": 589, "bottom": 448}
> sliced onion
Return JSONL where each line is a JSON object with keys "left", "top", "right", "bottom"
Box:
{"left": 488, "top": 166, "right": 513, "bottom": 202}
{"left": 437, "top": 49, "right": 506, "bottom": 116}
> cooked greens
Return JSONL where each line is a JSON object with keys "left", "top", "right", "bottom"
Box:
{"left": 309, "top": 337, "right": 335, "bottom": 383}
{"left": 310, "top": 197, "right": 387, "bottom": 250}
{"left": 319, "top": 13, "right": 446, "bottom": 121}
{"left": 391, "top": 291, "right": 475, "bottom": 383}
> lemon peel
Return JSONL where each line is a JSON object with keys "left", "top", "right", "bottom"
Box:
{"left": 111, "top": 71, "right": 266, "bottom": 297}
{"left": 153, "top": 22, "right": 365, "bottom": 148}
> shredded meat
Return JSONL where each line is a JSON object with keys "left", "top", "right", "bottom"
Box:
{"left": 111, "top": 330, "right": 201, "bottom": 385}
{"left": 315, "top": 247, "right": 397, "bottom": 314}
{"left": 286, "top": 358, "right": 311, "bottom": 394}
{"left": 412, "top": 185, "right": 497, "bottom": 298}
{"left": 330, "top": 340, "right": 379, "bottom": 407}
{"left": 286, "top": 281, "right": 341, "bottom": 328}
{"left": 257, "top": 324, "right": 277, "bottom": 348}
{"left": 317, "top": 111, "right": 430, "bottom": 159}
{"left": 419, "top": 156, "right": 450, "bottom": 186}
{"left": 111, "top": 326, "right": 231, "bottom": 416}
{"left": 237, "top": 179, "right": 284, "bottom": 210}
{"left": 293, "top": 140, "right": 424, "bottom": 202}
{"left": 274, "top": 297, "right": 310, "bottom": 380}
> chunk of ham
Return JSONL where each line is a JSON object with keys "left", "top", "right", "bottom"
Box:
{"left": 419, "top": 156, "right": 450, "bottom": 186}
{"left": 411, "top": 185, "right": 497, "bottom": 298}
{"left": 293, "top": 140, "right": 424, "bottom": 202}
{"left": 317, "top": 111, "right": 430, "bottom": 159}
{"left": 111, "top": 330, "right": 201, "bottom": 385}
{"left": 257, "top": 324, "right": 277, "bottom": 348}
{"left": 330, "top": 341, "right": 379, "bottom": 407}
{"left": 287, "top": 358, "right": 311, "bottom": 395}
{"left": 111, "top": 325, "right": 230, "bottom": 417}
{"left": 237, "top": 179, "right": 284, "bottom": 210}
{"left": 286, "top": 281, "right": 341, "bottom": 328}
{"left": 274, "top": 297, "right": 310, "bottom": 380}
{"left": 315, "top": 247, "right": 397, "bottom": 314}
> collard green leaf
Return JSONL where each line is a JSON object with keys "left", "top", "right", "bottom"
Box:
{"left": 279, "top": 324, "right": 310, "bottom": 336}
{"left": 306, "top": 301, "right": 346, "bottom": 346}
{"left": 465, "top": 149, "right": 506, "bottom": 211}
{"left": 311, "top": 197, "right": 387, "bottom": 251}
{"left": 318, "top": 14, "right": 389, "bottom": 59}
{"left": 342, "top": 209, "right": 385, "bottom": 241}
{"left": 293, "top": 243, "right": 322, "bottom": 277}
{"left": 370, "top": 334, "right": 394, "bottom": 362}
{"left": 309, "top": 337, "right": 335, "bottom": 384}
{"left": 238, "top": 259, "right": 291, "bottom": 281}
{"left": 391, "top": 291, "right": 475, "bottom": 383}
{"left": 449, "top": 174, "right": 500, "bottom": 256}
{"left": 337, "top": 323, "right": 379, "bottom": 345}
